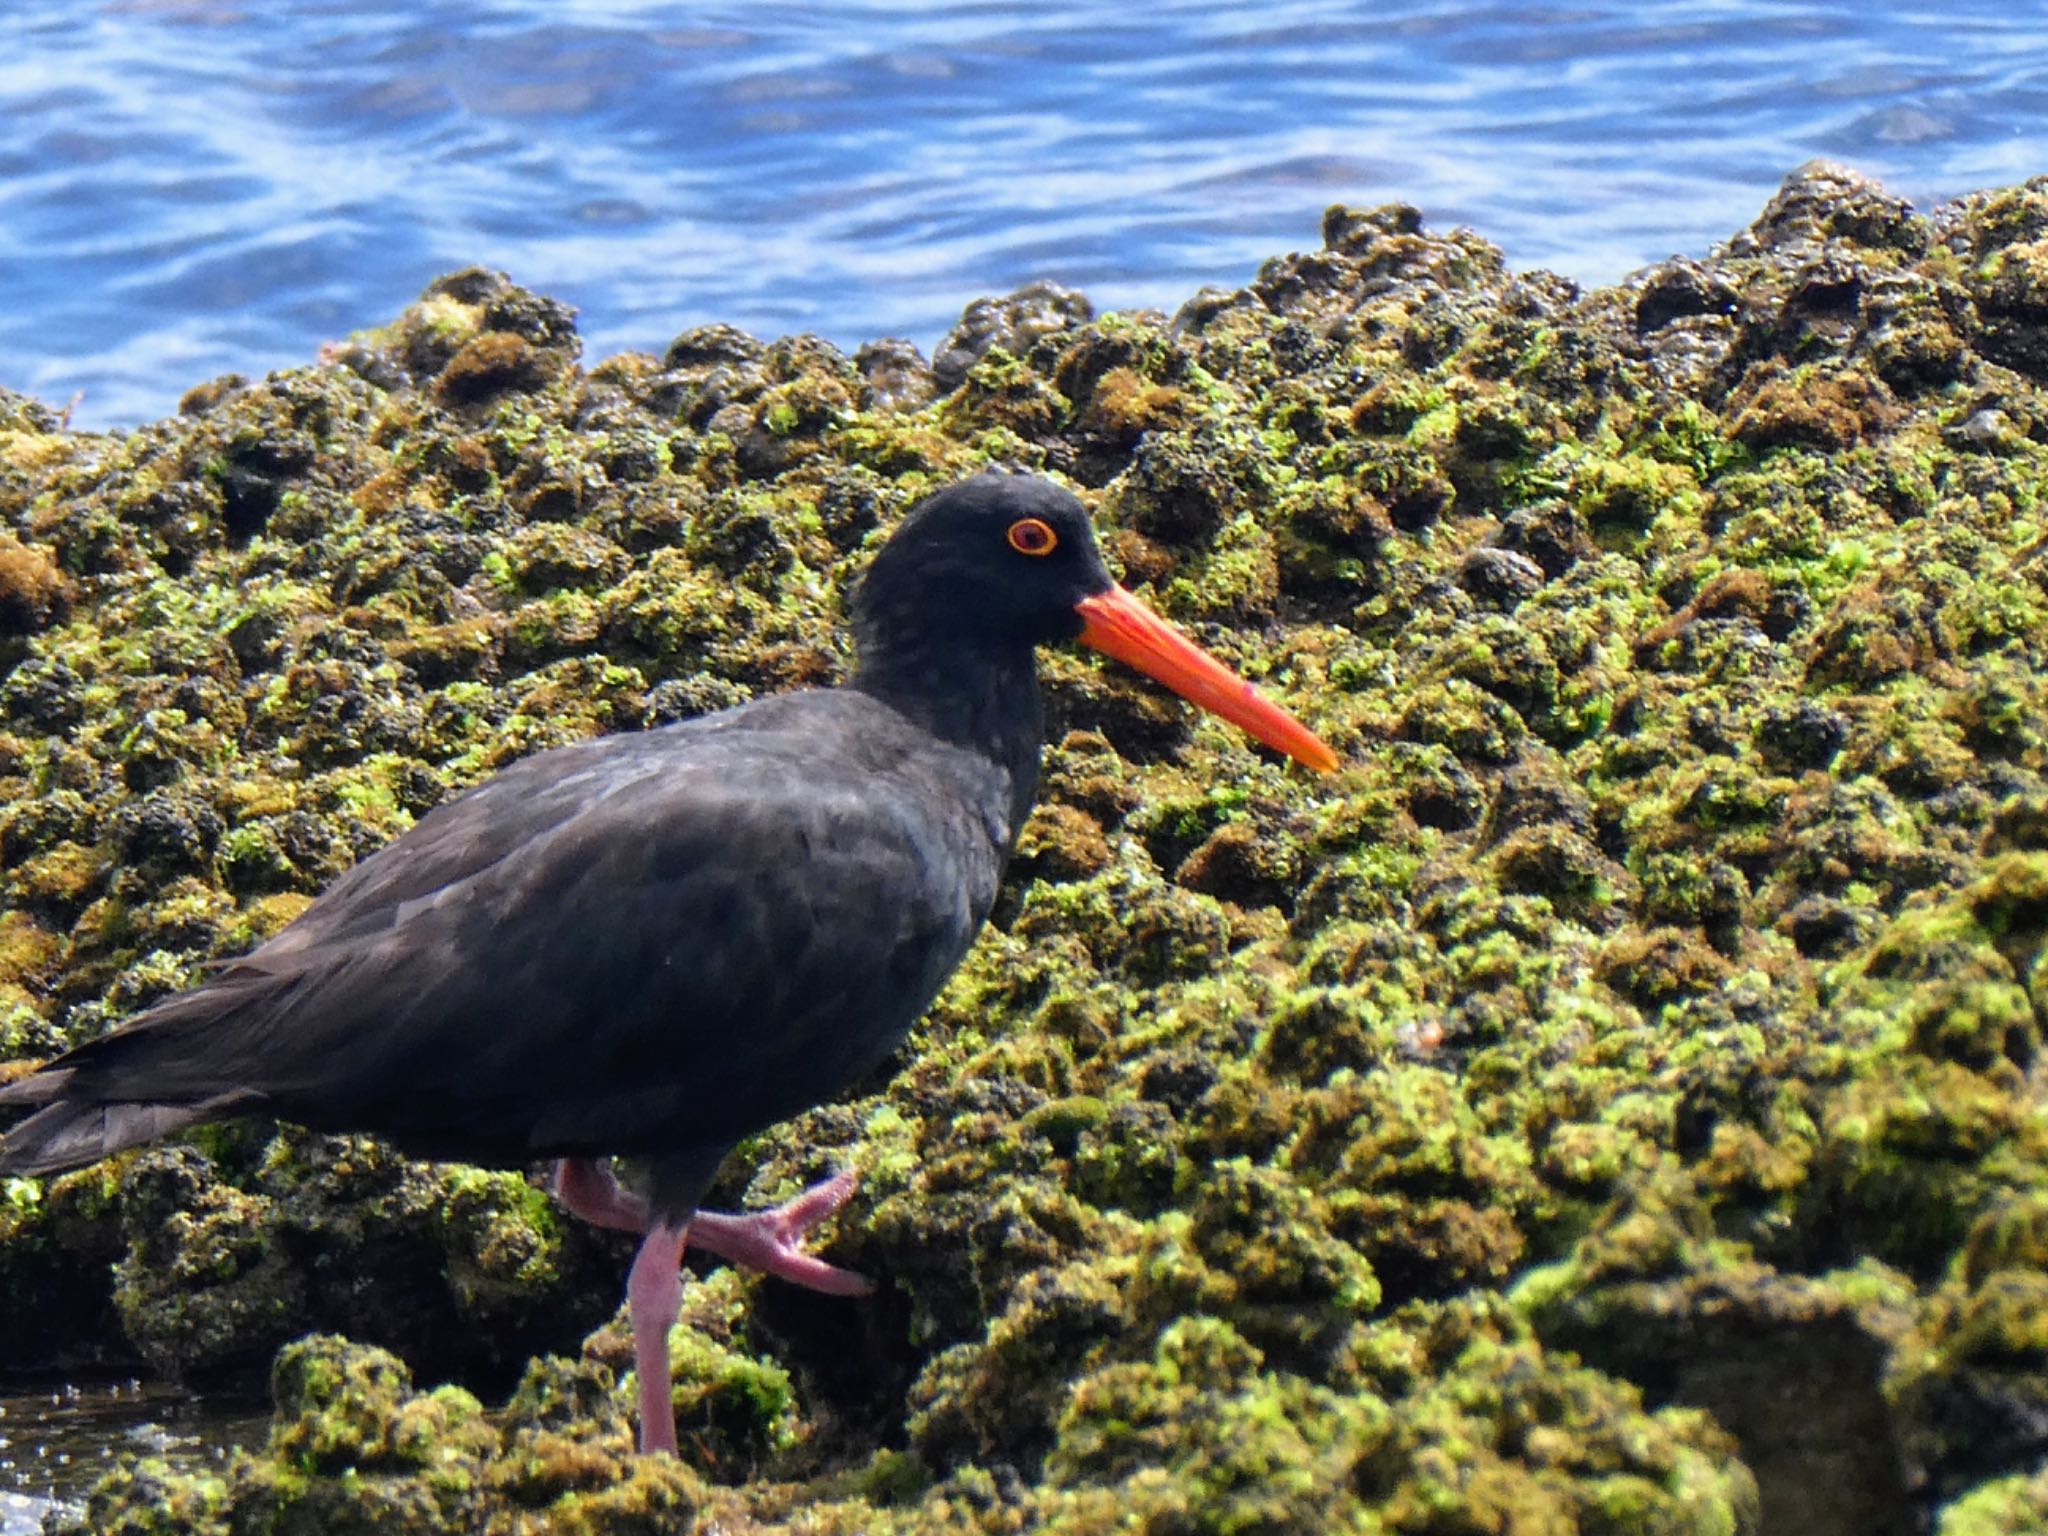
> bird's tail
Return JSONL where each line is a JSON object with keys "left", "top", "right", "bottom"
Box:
{"left": 0, "top": 1074, "right": 218, "bottom": 1177}
{"left": 0, "top": 984, "right": 273, "bottom": 1177}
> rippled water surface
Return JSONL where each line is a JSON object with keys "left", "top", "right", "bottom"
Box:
{"left": 0, "top": 1380, "right": 266, "bottom": 1533}
{"left": 1, "top": 1, "right": 2044, "bottom": 427}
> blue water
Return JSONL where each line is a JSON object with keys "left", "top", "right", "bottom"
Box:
{"left": 0, "top": 1, "right": 2042, "bottom": 430}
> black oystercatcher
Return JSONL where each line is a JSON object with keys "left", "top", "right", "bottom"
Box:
{"left": 0, "top": 470, "right": 1336, "bottom": 1455}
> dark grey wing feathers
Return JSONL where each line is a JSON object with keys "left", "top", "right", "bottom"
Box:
{"left": 0, "top": 695, "right": 1009, "bottom": 1174}
{"left": 244, "top": 729, "right": 677, "bottom": 965}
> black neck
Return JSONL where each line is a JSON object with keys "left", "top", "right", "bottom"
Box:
{"left": 849, "top": 628, "right": 1045, "bottom": 835}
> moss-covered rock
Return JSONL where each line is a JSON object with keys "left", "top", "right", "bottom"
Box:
{"left": 13, "top": 160, "right": 2048, "bottom": 1531}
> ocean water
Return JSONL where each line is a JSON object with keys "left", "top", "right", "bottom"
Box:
{"left": 0, "top": 1, "right": 2042, "bottom": 429}
{"left": 0, "top": 1380, "right": 267, "bottom": 1536}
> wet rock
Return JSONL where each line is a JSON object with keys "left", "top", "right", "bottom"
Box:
{"left": 1781, "top": 893, "right": 1876, "bottom": 959}
{"left": 853, "top": 337, "right": 938, "bottom": 412}
{"left": 933, "top": 280, "right": 1094, "bottom": 392}
{"left": 1728, "top": 159, "right": 1930, "bottom": 258}
{"left": 1755, "top": 699, "right": 1849, "bottom": 771}
{"left": 662, "top": 322, "right": 768, "bottom": 375}
{"left": 112, "top": 1147, "right": 308, "bottom": 1387}
{"left": 1456, "top": 544, "right": 1545, "bottom": 606}
{"left": 1633, "top": 257, "right": 1742, "bottom": 335}
{"left": 1488, "top": 497, "right": 1591, "bottom": 579}
{"left": 1012, "top": 802, "right": 1113, "bottom": 884}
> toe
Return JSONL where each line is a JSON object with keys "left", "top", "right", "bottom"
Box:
{"left": 779, "top": 1168, "right": 861, "bottom": 1230}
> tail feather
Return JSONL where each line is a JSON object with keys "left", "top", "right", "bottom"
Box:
{"left": 0, "top": 1100, "right": 206, "bottom": 1177}
{"left": 0, "top": 975, "right": 285, "bottom": 1177}
{"left": 0, "top": 1066, "right": 76, "bottom": 1108}
{"left": 0, "top": 1088, "right": 264, "bottom": 1178}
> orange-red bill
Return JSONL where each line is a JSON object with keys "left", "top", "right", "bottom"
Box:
{"left": 1074, "top": 584, "right": 1339, "bottom": 773}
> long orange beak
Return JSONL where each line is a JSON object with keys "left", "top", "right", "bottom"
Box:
{"left": 1074, "top": 585, "right": 1339, "bottom": 773}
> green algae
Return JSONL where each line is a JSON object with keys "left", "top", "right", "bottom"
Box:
{"left": 7, "top": 163, "right": 2048, "bottom": 1530}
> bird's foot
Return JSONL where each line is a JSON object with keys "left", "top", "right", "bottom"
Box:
{"left": 686, "top": 1169, "right": 874, "bottom": 1297}
{"left": 554, "top": 1158, "right": 874, "bottom": 1297}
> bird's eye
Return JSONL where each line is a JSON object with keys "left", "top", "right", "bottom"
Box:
{"left": 1007, "top": 517, "right": 1058, "bottom": 557}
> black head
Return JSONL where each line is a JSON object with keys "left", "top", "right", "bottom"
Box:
{"left": 852, "top": 471, "right": 1115, "bottom": 655}
{"left": 849, "top": 470, "right": 1340, "bottom": 773}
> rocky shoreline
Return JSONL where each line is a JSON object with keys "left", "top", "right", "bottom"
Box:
{"left": 4, "top": 161, "right": 2048, "bottom": 1533}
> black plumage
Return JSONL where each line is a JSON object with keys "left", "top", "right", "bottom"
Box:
{"left": 0, "top": 470, "right": 1335, "bottom": 1454}
{"left": 7, "top": 697, "right": 1006, "bottom": 1209}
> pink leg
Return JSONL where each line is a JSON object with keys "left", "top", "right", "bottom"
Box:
{"left": 626, "top": 1220, "right": 688, "bottom": 1456}
{"left": 551, "top": 1159, "right": 873, "bottom": 1296}
{"left": 552, "top": 1158, "right": 650, "bottom": 1232}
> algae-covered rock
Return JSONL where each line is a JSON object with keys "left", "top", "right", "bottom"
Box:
{"left": 57, "top": 1335, "right": 700, "bottom": 1536}
{"left": 11, "top": 162, "right": 2048, "bottom": 1531}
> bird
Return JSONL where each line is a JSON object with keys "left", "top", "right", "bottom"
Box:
{"left": 0, "top": 469, "right": 1337, "bottom": 1456}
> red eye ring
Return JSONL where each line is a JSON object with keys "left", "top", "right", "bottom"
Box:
{"left": 1007, "top": 517, "right": 1058, "bottom": 557}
